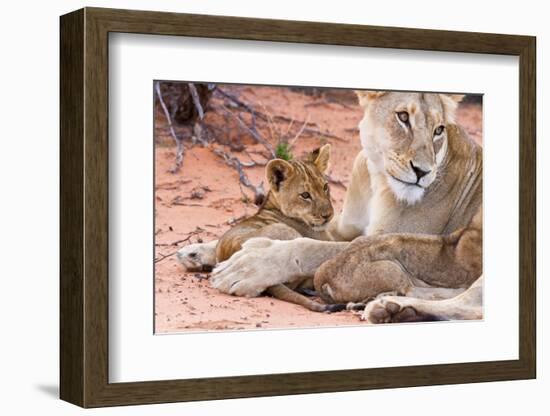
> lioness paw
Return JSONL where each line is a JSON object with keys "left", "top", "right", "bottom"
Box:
{"left": 210, "top": 239, "right": 299, "bottom": 297}
{"left": 361, "top": 296, "right": 426, "bottom": 324}
{"left": 228, "top": 278, "right": 265, "bottom": 298}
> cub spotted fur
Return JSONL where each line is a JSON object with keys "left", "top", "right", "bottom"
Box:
{"left": 216, "top": 144, "right": 343, "bottom": 312}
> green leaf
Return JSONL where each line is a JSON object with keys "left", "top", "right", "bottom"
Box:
{"left": 275, "top": 142, "right": 293, "bottom": 161}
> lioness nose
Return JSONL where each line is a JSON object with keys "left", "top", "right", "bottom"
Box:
{"left": 410, "top": 162, "right": 430, "bottom": 181}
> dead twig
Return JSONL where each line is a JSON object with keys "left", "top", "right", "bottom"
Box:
{"left": 206, "top": 124, "right": 245, "bottom": 151}
{"left": 213, "top": 148, "right": 265, "bottom": 205}
{"left": 155, "top": 251, "right": 179, "bottom": 263}
{"left": 155, "top": 81, "right": 185, "bottom": 173}
{"left": 156, "top": 179, "right": 192, "bottom": 190}
{"left": 258, "top": 100, "right": 280, "bottom": 144}
{"left": 188, "top": 83, "right": 205, "bottom": 120}
{"left": 201, "top": 214, "right": 249, "bottom": 230}
{"left": 288, "top": 115, "right": 309, "bottom": 150}
{"left": 188, "top": 83, "right": 210, "bottom": 146}
{"left": 213, "top": 86, "right": 257, "bottom": 115}
{"left": 172, "top": 201, "right": 204, "bottom": 207}
{"left": 243, "top": 149, "right": 268, "bottom": 166}
{"left": 217, "top": 104, "right": 276, "bottom": 158}
{"left": 327, "top": 174, "right": 347, "bottom": 190}
{"left": 214, "top": 86, "right": 348, "bottom": 143}
{"left": 305, "top": 98, "right": 356, "bottom": 111}
{"left": 155, "top": 228, "right": 205, "bottom": 247}
{"left": 299, "top": 125, "right": 348, "bottom": 142}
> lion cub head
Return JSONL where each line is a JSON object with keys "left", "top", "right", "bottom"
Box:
{"left": 356, "top": 91, "right": 464, "bottom": 204}
{"left": 265, "top": 144, "right": 334, "bottom": 228}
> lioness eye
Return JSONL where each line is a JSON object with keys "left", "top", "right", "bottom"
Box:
{"left": 323, "top": 183, "right": 329, "bottom": 192}
{"left": 300, "top": 192, "right": 311, "bottom": 200}
{"left": 434, "top": 125, "right": 445, "bottom": 136}
{"left": 396, "top": 111, "right": 409, "bottom": 124}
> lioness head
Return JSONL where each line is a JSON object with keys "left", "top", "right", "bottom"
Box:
{"left": 265, "top": 144, "right": 334, "bottom": 228}
{"left": 356, "top": 91, "right": 464, "bottom": 204}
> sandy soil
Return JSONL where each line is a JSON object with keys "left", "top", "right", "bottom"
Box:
{"left": 154, "top": 85, "right": 482, "bottom": 333}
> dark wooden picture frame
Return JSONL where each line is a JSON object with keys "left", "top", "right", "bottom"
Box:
{"left": 60, "top": 7, "right": 536, "bottom": 408}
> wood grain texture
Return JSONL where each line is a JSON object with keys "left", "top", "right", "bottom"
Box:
{"left": 59, "top": 8, "right": 84, "bottom": 407}
{"left": 59, "top": 7, "right": 537, "bottom": 408}
{"left": 83, "top": 9, "right": 111, "bottom": 406}
{"left": 518, "top": 37, "right": 536, "bottom": 376}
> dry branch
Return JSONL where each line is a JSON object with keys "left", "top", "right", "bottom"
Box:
{"left": 217, "top": 104, "right": 276, "bottom": 158}
{"left": 188, "top": 83, "right": 210, "bottom": 146}
{"left": 214, "top": 86, "right": 348, "bottom": 142}
{"left": 304, "top": 98, "right": 356, "bottom": 111}
{"left": 188, "top": 83, "right": 205, "bottom": 120}
{"left": 243, "top": 149, "right": 268, "bottom": 166}
{"left": 155, "top": 227, "right": 205, "bottom": 247}
{"left": 327, "top": 174, "right": 347, "bottom": 190}
{"left": 155, "top": 81, "right": 185, "bottom": 173}
{"left": 213, "top": 148, "right": 265, "bottom": 205}
{"left": 288, "top": 115, "right": 309, "bottom": 150}
{"left": 156, "top": 179, "right": 192, "bottom": 190}
{"left": 155, "top": 251, "right": 178, "bottom": 263}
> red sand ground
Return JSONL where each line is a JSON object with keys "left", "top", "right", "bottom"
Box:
{"left": 154, "top": 85, "right": 482, "bottom": 333}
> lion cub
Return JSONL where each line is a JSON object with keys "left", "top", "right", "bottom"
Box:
{"left": 216, "top": 144, "right": 342, "bottom": 312}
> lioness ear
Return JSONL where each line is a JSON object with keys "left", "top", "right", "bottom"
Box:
{"left": 355, "top": 90, "right": 387, "bottom": 108}
{"left": 309, "top": 144, "right": 331, "bottom": 173}
{"left": 266, "top": 159, "right": 294, "bottom": 191}
{"left": 439, "top": 94, "right": 465, "bottom": 124}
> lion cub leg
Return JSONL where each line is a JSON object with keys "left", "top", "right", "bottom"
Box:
{"left": 266, "top": 284, "right": 345, "bottom": 313}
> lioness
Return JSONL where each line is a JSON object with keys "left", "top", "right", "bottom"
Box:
{"left": 214, "top": 144, "right": 345, "bottom": 312}
{"left": 182, "top": 91, "right": 483, "bottom": 322}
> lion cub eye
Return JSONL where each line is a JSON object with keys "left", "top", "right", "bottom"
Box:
{"left": 434, "top": 125, "right": 445, "bottom": 136}
{"left": 323, "top": 183, "right": 329, "bottom": 193}
{"left": 300, "top": 192, "right": 311, "bottom": 200}
{"left": 396, "top": 111, "right": 410, "bottom": 124}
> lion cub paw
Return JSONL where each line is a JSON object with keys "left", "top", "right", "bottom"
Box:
{"left": 176, "top": 240, "right": 218, "bottom": 272}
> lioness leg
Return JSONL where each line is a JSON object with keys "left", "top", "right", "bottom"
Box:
{"left": 363, "top": 276, "right": 483, "bottom": 323}
{"left": 257, "top": 225, "right": 347, "bottom": 312}
{"left": 211, "top": 238, "right": 350, "bottom": 297}
{"left": 405, "top": 286, "right": 467, "bottom": 300}
{"left": 220, "top": 223, "right": 346, "bottom": 312}
{"left": 315, "top": 259, "right": 413, "bottom": 304}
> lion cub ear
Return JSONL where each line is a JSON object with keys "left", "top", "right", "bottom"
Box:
{"left": 355, "top": 90, "right": 387, "bottom": 108}
{"left": 439, "top": 94, "right": 465, "bottom": 124}
{"left": 266, "top": 159, "right": 294, "bottom": 191}
{"left": 309, "top": 144, "right": 331, "bottom": 173}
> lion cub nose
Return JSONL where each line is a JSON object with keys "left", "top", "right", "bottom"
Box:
{"left": 410, "top": 162, "right": 430, "bottom": 181}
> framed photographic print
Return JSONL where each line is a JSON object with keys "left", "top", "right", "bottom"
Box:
{"left": 60, "top": 7, "right": 536, "bottom": 408}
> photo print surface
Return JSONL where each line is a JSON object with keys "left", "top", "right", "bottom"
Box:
{"left": 153, "top": 81, "right": 483, "bottom": 334}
